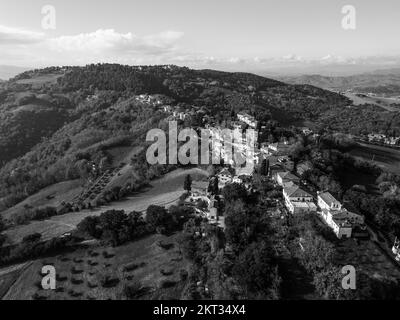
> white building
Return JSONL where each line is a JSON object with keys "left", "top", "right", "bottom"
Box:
{"left": 317, "top": 192, "right": 342, "bottom": 211}
{"left": 237, "top": 112, "right": 258, "bottom": 129}
{"left": 283, "top": 185, "right": 317, "bottom": 214}
{"left": 317, "top": 192, "right": 365, "bottom": 239}
{"left": 276, "top": 171, "right": 300, "bottom": 187}
{"left": 218, "top": 168, "right": 233, "bottom": 186}
{"left": 320, "top": 210, "right": 352, "bottom": 239}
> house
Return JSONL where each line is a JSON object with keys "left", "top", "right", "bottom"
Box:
{"left": 267, "top": 142, "right": 291, "bottom": 155}
{"left": 302, "top": 128, "right": 313, "bottom": 136}
{"left": 393, "top": 238, "right": 400, "bottom": 261}
{"left": 163, "top": 105, "right": 172, "bottom": 113}
{"left": 218, "top": 168, "right": 233, "bottom": 185}
{"left": 385, "top": 136, "right": 400, "bottom": 145}
{"left": 320, "top": 210, "right": 352, "bottom": 239}
{"left": 278, "top": 156, "right": 295, "bottom": 171}
{"left": 208, "top": 207, "right": 218, "bottom": 221}
{"left": 283, "top": 185, "right": 317, "bottom": 214}
{"left": 318, "top": 193, "right": 365, "bottom": 239}
{"left": 191, "top": 180, "right": 209, "bottom": 196}
{"left": 276, "top": 171, "right": 300, "bottom": 187}
{"left": 368, "top": 133, "right": 386, "bottom": 142}
{"left": 237, "top": 112, "right": 258, "bottom": 129}
{"left": 317, "top": 192, "right": 342, "bottom": 211}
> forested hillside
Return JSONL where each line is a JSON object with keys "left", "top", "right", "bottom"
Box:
{"left": 1, "top": 63, "right": 397, "bottom": 213}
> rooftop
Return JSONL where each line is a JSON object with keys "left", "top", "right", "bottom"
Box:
{"left": 277, "top": 171, "right": 300, "bottom": 181}
{"left": 284, "top": 185, "right": 312, "bottom": 198}
{"left": 318, "top": 192, "right": 340, "bottom": 207}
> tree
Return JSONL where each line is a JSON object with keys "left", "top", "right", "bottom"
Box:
{"left": 0, "top": 234, "right": 7, "bottom": 248}
{"left": 232, "top": 241, "right": 281, "bottom": 299}
{"left": 77, "top": 216, "right": 101, "bottom": 238}
{"left": 222, "top": 183, "right": 248, "bottom": 203}
{"left": 184, "top": 174, "right": 192, "bottom": 192}
{"left": 146, "top": 205, "right": 174, "bottom": 234}
{"left": 22, "top": 233, "right": 42, "bottom": 243}
{"left": 0, "top": 215, "right": 6, "bottom": 232}
{"left": 259, "top": 159, "right": 269, "bottom": 176}
{"left": 208, "top": 176, "right": 219, "bottom": 195}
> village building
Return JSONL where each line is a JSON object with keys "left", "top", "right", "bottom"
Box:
{"left": 283, "top": 185, "right": 317, "bottom": 214}
{"left": 276, "top": 171, "right": 300, "bottom": 187}
{"left": 317, "top": 192, "right": 365, "bottom": 239}
{"left": 237, "top": 112, "right": 258, "bottom": 129}
{"left": 191, "top": 180, "right": 209, "bottom": 196}
{"left": 317, "top": 191, "right": 342, "bottom": 211}
{"left": 217, "top": 168, "right": 233, "bottom": 187}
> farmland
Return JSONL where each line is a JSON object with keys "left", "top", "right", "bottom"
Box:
{"left": 348, "top": 142, "right": 400, "bottom": 174}
{"left": 3, "top": 168, "right": 208, "bottom": 245}
{"left": 2, "top": 233, "right": 189, "bottom": 300}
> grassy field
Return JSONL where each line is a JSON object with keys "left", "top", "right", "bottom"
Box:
{"left": 1, "top": 180, "right": 83, "bottom": 221}
{"left": 2, "top": 233, "right": 189, "bottom": 300}
{"left": 15, "top": 74, "right": 62, "bottom": 86}
{"left": 3, "top": 168, "right": 208, "bottom": 245}
{"left": 348, "top": 142, "right": 400, "bottom": 174}
{"left": 343, "top": 93, "right": 400, "bottom": 112}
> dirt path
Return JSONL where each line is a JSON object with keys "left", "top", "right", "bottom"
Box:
{"left": 4, "top": 168, "right": 208, "bottom": 244}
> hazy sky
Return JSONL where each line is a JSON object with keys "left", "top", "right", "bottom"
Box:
{"left": 1, "top": 0, "right": 400, "bottom": 73}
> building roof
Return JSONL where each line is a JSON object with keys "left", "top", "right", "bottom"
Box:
{"left": 291, "top": 202, "right": 317, "bottom": 209}
{"left": 284, "top": 185, "right": 312, "bottom": 198}
{"left": 277, "top": 171, "right": 300, "bottom": 181}
{"left": 219, "top": 168, "right": 232, "bottom": 177}
{"left": 332, "top": 213, "right": 352, "bottom": 228}
{"left": 192, "top": 180, "right": 208, "bottom": 191}
{"left": 318, "top": 192, "right": 340, "bottom": 207}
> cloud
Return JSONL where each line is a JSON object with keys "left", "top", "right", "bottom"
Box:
{"left": 0, "top": 25, "right": 45, "bottom": 45}
{"left": 48, "top": 29, "right": 184, "bottom": 56}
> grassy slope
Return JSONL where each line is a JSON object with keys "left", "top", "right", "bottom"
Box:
{"left": 1, "top": 180, "right": 83, "bottom": 221}
{"left": 3, "top": 168, "right": 208, "bottom": 245}
{"left": 3, "top": 233, "right": 188, "bottom": 300}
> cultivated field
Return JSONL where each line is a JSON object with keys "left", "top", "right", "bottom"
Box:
{"left": 343, "top": 92, "right": 400, "bottom": 112}
{"left": 2, "top": 233, "right": 189, "bottom": 300}
{"left": 348, "top": 142, "right": 400, "bottom": 174}
{"left": 4, "top": 168, "right": 208, "bottom": 244}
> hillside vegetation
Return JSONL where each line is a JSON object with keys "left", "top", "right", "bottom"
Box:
{"left": 1, "top": 63, "right": 397, "bottom": 214}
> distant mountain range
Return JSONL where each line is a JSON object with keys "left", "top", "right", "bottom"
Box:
{"left": 276, "top": 68, "right": 400, "bottom": 96}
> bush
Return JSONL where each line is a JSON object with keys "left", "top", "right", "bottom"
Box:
{"left": 160, "top": 280, "right": 177, "bottom": 289}
{"left": 123, "top": 281, "right": 150, "bottom": 299}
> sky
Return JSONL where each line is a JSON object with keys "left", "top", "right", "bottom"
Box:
{"left": 1, "top": 0, "right": 400, "bottom": 74}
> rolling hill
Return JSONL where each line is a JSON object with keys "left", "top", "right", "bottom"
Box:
{"left": 1, "top": 63, "right": 399, "bottom": 216}
{"left": 278, "top": 68, "right": 400, "bottom": 97}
